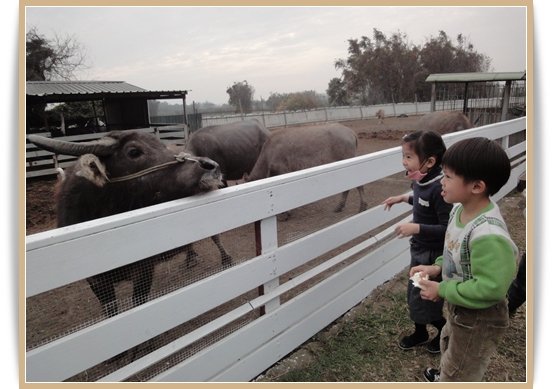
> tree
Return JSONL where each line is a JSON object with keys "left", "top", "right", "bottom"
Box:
{"left": 226, "top": 80, "right": 255, "bottom": 114}
{"left": 333, "top": 29, "right": 491, "bottom": 105}
{"left": 419, "top": 31, "right": 490, "bottom": 75}
{"left": 266, "top": 91, "right": 326, "bottom": 111}
{"left": 334, "top": 29, "right": 423, "bottom": 105}
{"left": 26, "top": 27, "right": 91, "bottom": 134}
{"left": 327, "top": 78, "right": 349, "bottom": 106}
{"left": 26, "top": 26, "right": 87, "bottom": 81}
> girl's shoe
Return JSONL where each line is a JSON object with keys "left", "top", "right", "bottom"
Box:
{"left": 426, "top": 336, "right": 441, "bottom": 354}
{"left": 398, "top": 333, "right": 429, "bottom": 350}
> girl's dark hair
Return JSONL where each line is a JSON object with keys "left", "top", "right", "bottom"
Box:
{"left": 442, "top": 137, "right": 511, "bottom": 196}
{"left": 402, "top": 130, "right": 447, "bottom": 167}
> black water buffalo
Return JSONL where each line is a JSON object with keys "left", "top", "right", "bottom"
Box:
{"left": 244, "top": 123, "right": 367, "bottom": 214}
{"left": 168, "top": 119, "right": 270, "bottom": 185}
{"left": 28, "top": 131, "right": 228, "bottom": 317}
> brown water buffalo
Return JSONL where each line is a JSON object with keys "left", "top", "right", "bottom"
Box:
{"left": 28, "top": 131, "right": 228, "bottom": 317}
{"left": 416, "top": 111, "right": 472, "bottom": 134}
{"left": 376, "top": 109, "right": 385, "bottom": 124}
{"left": 167, "top": 119, "right": 270, "bottom": 263}
{"left": 168, "top": 119, "right": 270, "bottom": 185}
{"left": 244, "top": 123, "right": 367, "bottom": 214}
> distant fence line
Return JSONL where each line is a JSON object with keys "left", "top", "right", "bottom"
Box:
{"left": 151, "top": 101, "right": 433, "bottom": 129}
{"left": 151, "top": 96, "right": 524, "bottom": 129}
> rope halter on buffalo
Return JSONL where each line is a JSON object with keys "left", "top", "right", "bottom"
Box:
{"left": 107, "top": 152, "right": 203, "bottom": 183}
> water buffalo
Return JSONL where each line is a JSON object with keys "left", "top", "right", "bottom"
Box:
{"left": 167, "top": 119, "right": 270, "bottom": 263}
{"left": 417, "top": 111, "right": 472, "bottom": 134}
{"left": 244, "top": 123, "right": 367, "bottom": 214}
{"left": 168, "top": 119, "right": 270, "bottom": 185}
{"left": 28, "top": 131, "right": 228, "bottom": 317}
{"left": 376, "top": 109, "right": 385, "bottom": 124}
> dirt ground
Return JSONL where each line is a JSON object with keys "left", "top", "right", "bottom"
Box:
{"left": 25, "top": 115, "right": 527, "bottom": 381}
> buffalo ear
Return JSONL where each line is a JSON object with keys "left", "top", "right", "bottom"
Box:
{"left": 75, "top": 154, "right": 109, "bottom": 187}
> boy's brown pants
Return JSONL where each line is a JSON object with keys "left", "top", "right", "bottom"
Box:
{"left": 439, "top": 300, "right": 509, "bottom": 381}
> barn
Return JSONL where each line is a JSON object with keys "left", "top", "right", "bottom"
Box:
{"left": 26, "top": 80, "right": 188, "bottom": 136}
{"left": 25, "top": 81, "right": 191, "bottom": 178}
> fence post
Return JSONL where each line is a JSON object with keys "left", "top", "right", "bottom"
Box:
{"left": 255, "top": 216, "right": 280, "bottom": 315}
{"left": 501, "top": 80, "right": 512, "bottom": 122}
{"left": 430, "top": 83, "right": 436, "bottom": 112}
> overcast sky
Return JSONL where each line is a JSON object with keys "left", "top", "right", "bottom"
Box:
{"left": 26, "top": 6, "right": 527, "bottom": 104}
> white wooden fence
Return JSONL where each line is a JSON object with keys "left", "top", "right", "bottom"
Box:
{"left": 25, "top": 118, "right": 526, "bottom": 382}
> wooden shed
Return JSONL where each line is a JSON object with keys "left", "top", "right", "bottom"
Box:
{"left": 26, "top": 80, "right": 188, "bottom": 135}
{"left": 425, "top": 71, "right": 526, "bottom": 126}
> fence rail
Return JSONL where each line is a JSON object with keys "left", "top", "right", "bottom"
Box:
{"left": 25, "top": 117, "right": 526, "bottom": 382}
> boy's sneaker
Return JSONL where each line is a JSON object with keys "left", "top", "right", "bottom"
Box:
{"left": 423, "top": 368, "right": 440, "bottom": 382}
{"left": 398, "top": 333, "right": 429, "bottom": 350}
{"left": 426, "top": 336, "right": 441, "bottom": 354}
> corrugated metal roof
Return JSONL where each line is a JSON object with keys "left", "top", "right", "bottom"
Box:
{"left": 425, "top": 71, "right": 526, "bottom": 83}
{"left": 26, "top": 81, "right": 147, "bottom": 96}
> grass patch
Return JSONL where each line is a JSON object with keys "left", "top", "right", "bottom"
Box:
{"left": 266, "top": 270, "right": 526, "bottom": 382}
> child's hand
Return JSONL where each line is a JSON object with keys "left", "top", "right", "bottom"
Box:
{"left": 409, "top": 264, "right": 441, "bottom": 279}
{"left": 382, "top": 194, "right": 408, "bottom": 210}
{"left": 395, "top": 222, "right": 419, "bottom": 238}
{"left": 418, "top": 279, "right": 441, "bottom": 302}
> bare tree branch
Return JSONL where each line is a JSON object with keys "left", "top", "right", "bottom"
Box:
{"left": 26, "top": 26, "right": 88, "bottom": 81}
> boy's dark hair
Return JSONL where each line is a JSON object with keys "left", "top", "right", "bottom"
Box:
{"left": 442, "top": 137, "right": 511, "bottom": 196}
{"left": 402, "top": 130, "right": 446, "bottom": 167}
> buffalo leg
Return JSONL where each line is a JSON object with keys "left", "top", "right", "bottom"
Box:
{"left": 88, "top": 274, "right": 118, "bottom": 317}
{"left": 335, "top": 186, "right": 367, "bottom": 213}
{"left": 334, "top": 191, "right": 350, "bottom": 212}
{"left": 132, "top": 261, "right": 155, "bottom": 307}
{"left": 357, "top": 186, "right": 367, "bottom": 212}
{"left": 211, "top": 234, "right": 233, "bottom": 268}
{"left": 184, "top": 244, "right": 200, "bottom": 268}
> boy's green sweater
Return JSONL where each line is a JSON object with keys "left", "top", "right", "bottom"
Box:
{"left": 435, "top": 201, "right": 518, "bottom": 309}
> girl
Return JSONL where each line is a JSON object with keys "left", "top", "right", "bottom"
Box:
{"left": 382, "top": 130, "right": 452, "bottom": 354}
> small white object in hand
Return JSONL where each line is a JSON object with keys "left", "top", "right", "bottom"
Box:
{"left": 410, "top": 272, "right": 429, "bottom": 289}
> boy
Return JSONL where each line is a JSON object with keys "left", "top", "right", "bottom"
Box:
{"left": 410, "top": 137, "right": 518, "bottom": 382}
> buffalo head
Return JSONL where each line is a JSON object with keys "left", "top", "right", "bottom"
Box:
{"left": 28, "top": 131, "right": 223, "bottom": 224}
{"left": 28, "top": 130, "right": 225, "bottom": 317}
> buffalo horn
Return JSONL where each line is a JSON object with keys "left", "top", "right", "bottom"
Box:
{"left": 27, "top": 134, "right": 119, "bottom": 157}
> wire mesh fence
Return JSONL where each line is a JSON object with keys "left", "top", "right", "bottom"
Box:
{"left": 25, "top": 169, "right": 412, "bottom": 381}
